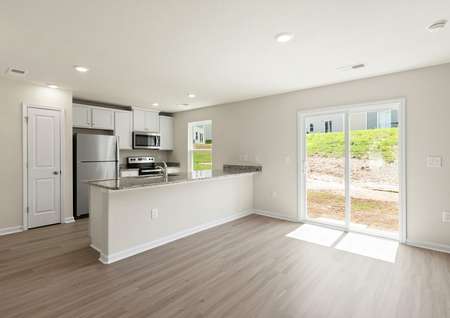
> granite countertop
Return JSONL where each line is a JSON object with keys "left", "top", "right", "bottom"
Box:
{"left": 89, "top": 164, "right": 262, "bottom": 191}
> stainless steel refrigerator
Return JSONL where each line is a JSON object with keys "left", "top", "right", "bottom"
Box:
{"left": 74, "top": 134, "right": 119, "bottom": 217}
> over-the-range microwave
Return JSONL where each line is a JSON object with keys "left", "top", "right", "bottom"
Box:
{"left": 132, "top": 131, "right": 161, "bottom": 149}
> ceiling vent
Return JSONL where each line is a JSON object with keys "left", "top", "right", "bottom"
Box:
{"left": 5, "top": 67, "right": 28, "bottom": 77}
{"left": 337, "top": 63, "right": 366, "bottom": 71}
{"left": 428, "top": 19, "right": 447, "bottom": 32}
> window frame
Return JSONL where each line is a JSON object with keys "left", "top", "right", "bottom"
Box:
{"left": 188, "top": 120, "right": 213, "bottom": 172}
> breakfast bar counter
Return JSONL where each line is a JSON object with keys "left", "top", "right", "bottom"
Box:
{"left": 88, "top": 165, "right": 261, "bottom": 264}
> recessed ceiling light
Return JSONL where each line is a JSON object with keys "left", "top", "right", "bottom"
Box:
{"left": 275, "top": 32, "right": 294, "bottom": 43}
{"left": 188, "top": 93, "right": 196, "bottom": 98}
{"left": 152, "top": 102, "right": 159, "bottom": 107}
{"left": 47, "top": 84, "right": 59, "bottom": 89}
{"left": 74, "top": 65, "right": 89, "bottom": 73}
{"left": 427, "top": 19, "right": 447, "bottom": 32}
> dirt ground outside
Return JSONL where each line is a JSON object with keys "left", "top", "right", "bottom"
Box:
{"left": 306, "top": 156, "right": 399, "bottom": 232}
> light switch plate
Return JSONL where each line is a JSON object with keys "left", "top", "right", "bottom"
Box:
{"left": 442, "top": 211, "right": 450, "bottom": 223}
{"left": 151, "top": 208, "right": 159, "bottom": 219}
{"left": 427, "top": 156, "right": 442, "bottom": 168}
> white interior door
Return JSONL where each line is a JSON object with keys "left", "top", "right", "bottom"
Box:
{"left": 28, "top": 107, "right": 62, "bottom": 228}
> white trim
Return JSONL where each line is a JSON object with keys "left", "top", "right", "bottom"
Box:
{"left": 406, "top": 240, "right": 450, "bottom": 254}
{"left": 64, "top": 217, "right": 75, "bottom": 224}
{"left": 253, "top": 209, "right": 300, "bottom": 222}
{"left": 22, "top": 103, "right": 65, "bottom": 230}
{"left": 398, "top": 100, "right": 407, "bottom": 243}
{"left": 297, "top": 98, "right": 407, "bottom": 242}
{"left": 0, "top": 225, "right": 24, "bottom": 236}
{"left": 99, "top": 209, "right": 252, "bottom": 264}
{"left": 89, "top": 244, "right": 102, "bottom": 253}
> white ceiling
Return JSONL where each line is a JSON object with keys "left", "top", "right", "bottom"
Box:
{"left": 1, "top": 0, "right": 449, "bottom": 112}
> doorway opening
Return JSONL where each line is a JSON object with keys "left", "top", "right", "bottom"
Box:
{"left": 298, "top": 99, "right": 405, "bottom": 241}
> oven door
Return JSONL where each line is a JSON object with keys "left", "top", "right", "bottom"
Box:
{"left": 133, "top": 132, "right": 161, "bottom": 149}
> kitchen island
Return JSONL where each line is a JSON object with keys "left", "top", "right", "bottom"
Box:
{"left": 88, "top": 166, "right": 261, "bottom": 264}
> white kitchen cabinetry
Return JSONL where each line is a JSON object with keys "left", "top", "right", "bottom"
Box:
{"left": 92, "top": 108, "right": 114, "bottom": 130}
{"left": 133, "top": 109, "right": 159, "bottom": 132}
{"left": 73, "top": 104, "right": 92, "bottom": 128}
{"left": 159, "top": 115, "right": 174, "bottom": 150}
{"left": 114, "top": 111, "right": 133, "bottom": 149}
{"left": 73, "top": 104, "right": 114, "bottom": 130}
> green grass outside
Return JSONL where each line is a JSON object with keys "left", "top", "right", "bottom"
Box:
{"left": 193, "top": 150, "right": 212, "bottom": 171}
{"left": 306, "top": 128, "right": 398, "bottom": 163}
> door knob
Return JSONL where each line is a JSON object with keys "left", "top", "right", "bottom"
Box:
{"left": 53, "top": 171, "right": 59, "bottom": 175}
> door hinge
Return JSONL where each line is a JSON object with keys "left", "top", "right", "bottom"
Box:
{"left": 24, "top": 116, "right": 28, "bottom": 122}
{"left": 26, "top": 206, "right": 29, "bottom": 214}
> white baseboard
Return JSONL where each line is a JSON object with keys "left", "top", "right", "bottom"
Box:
{"left": 406, "top": 240, "right": 450, "bottom": 254}
{"left": 253, "top": 209, "right": 299, "bottom": 222}
{"left": 63, "top": 217, "right": 75, "bottom": 224}
{"left": 89, "top": 244, "right": 101, "bottom": 253}
{"left": 100, "top": 210, "right": 252, "bottom": 264}
{"left": 0, "top": 225, "right": 24, "bottom": 236}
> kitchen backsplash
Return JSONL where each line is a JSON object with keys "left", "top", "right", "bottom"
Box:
{"left": 119, "top": 149, "right": 170, "bottom": 165}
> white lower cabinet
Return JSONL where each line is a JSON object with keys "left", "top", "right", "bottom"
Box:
{"left": 114, "top": 111, "right": 133, "bottom": 149}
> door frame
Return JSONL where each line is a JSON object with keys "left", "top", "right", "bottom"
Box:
{"left": 297, "top": 98, "right": 407, "bottom": 242}
{"left": 22, "top": 103, "right": 65, "bottom": 230}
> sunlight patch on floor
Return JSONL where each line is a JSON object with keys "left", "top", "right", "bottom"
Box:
{"left": 335, "top": 232, "right": 399, "bottom": 263}
{"left": 286, "top": 224, "right": 399, "bottom": 263}
{"left": 286, "top": 224, "right": 344, "bottom": 247}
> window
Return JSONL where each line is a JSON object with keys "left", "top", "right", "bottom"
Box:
{"left": 188, "top": 120, "right": 212, "bottom": 172}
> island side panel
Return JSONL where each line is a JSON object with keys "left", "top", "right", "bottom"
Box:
{"left": 89, "top": 185, "right": 110, "bottom": 257}
{"left": 107, "top": 174, "right": 253, "bottom": 260}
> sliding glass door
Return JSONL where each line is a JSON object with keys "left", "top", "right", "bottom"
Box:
{"left": 304, "top": 113, "right": 346, "bottom": 226}
{"left": 299, "top": 100, "right": 404, "bottom": 240}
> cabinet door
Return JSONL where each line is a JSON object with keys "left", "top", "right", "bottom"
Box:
{"left": 92, "top": 108, "right": 114, "bottom": 130}
{"left": 133, "top": 109, "right": 146, "bottom": 131}
{"left": 73, "top": 104, "right": 92, "bottom": 128}
{"left": 144, "top": 111, "right": 160, "bottom": 132}
{"left": 159, "top": 116, "right": 174, "bottom": 150}
{"left": 114, "top": 111, "right": 133, "bottom": 149}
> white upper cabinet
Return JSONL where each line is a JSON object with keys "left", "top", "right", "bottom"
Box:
{"left": 133, "top": 108, "right": 159, "bottom": 132}
{"left": 114, "top": 111, "right": 133, "bottom": 149}
{"left": 132, "top": 109, "right": 146, "bottom": 131}
{"left": 92, "top": 108, "right": 114, "bottom": 130}
{"left": 145, "top": 111, "right": 160, "bottom": 132}
{"left": 72, "top": 104, "right": 114, "bottom": 130}
{"left": 73, "top": 104, "right": 92, "bottom": 128}
{"left": 159, "top": 115, "right": 174, "bottom": 150}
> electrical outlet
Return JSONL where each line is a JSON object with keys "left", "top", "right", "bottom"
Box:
{"left": 427, "top": 156, "right": 442, "bottom": 168}
{"left": 442, "top": 211, "right": 450, "bottom": 223}
{"left": 151, "top": 208, "right": 159, "bottom": 219}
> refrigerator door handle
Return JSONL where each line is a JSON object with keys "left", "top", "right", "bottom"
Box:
{"left": 116, "top": 136, "right": 120, "bottom": 180}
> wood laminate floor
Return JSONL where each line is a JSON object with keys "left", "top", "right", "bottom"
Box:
{"left": 0, "top": 215, "right": 449, "bottom": 318}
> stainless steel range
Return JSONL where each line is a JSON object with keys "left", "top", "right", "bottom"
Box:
{"left": 127, "top": 156, "right": 162, "bottom": 176}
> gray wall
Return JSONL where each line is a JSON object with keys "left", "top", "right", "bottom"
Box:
{"left": 170, "top": 63, "right": 450, "bottom": 247}
{"left": 0, "top": 77, "right": 73, "bottom": 229}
